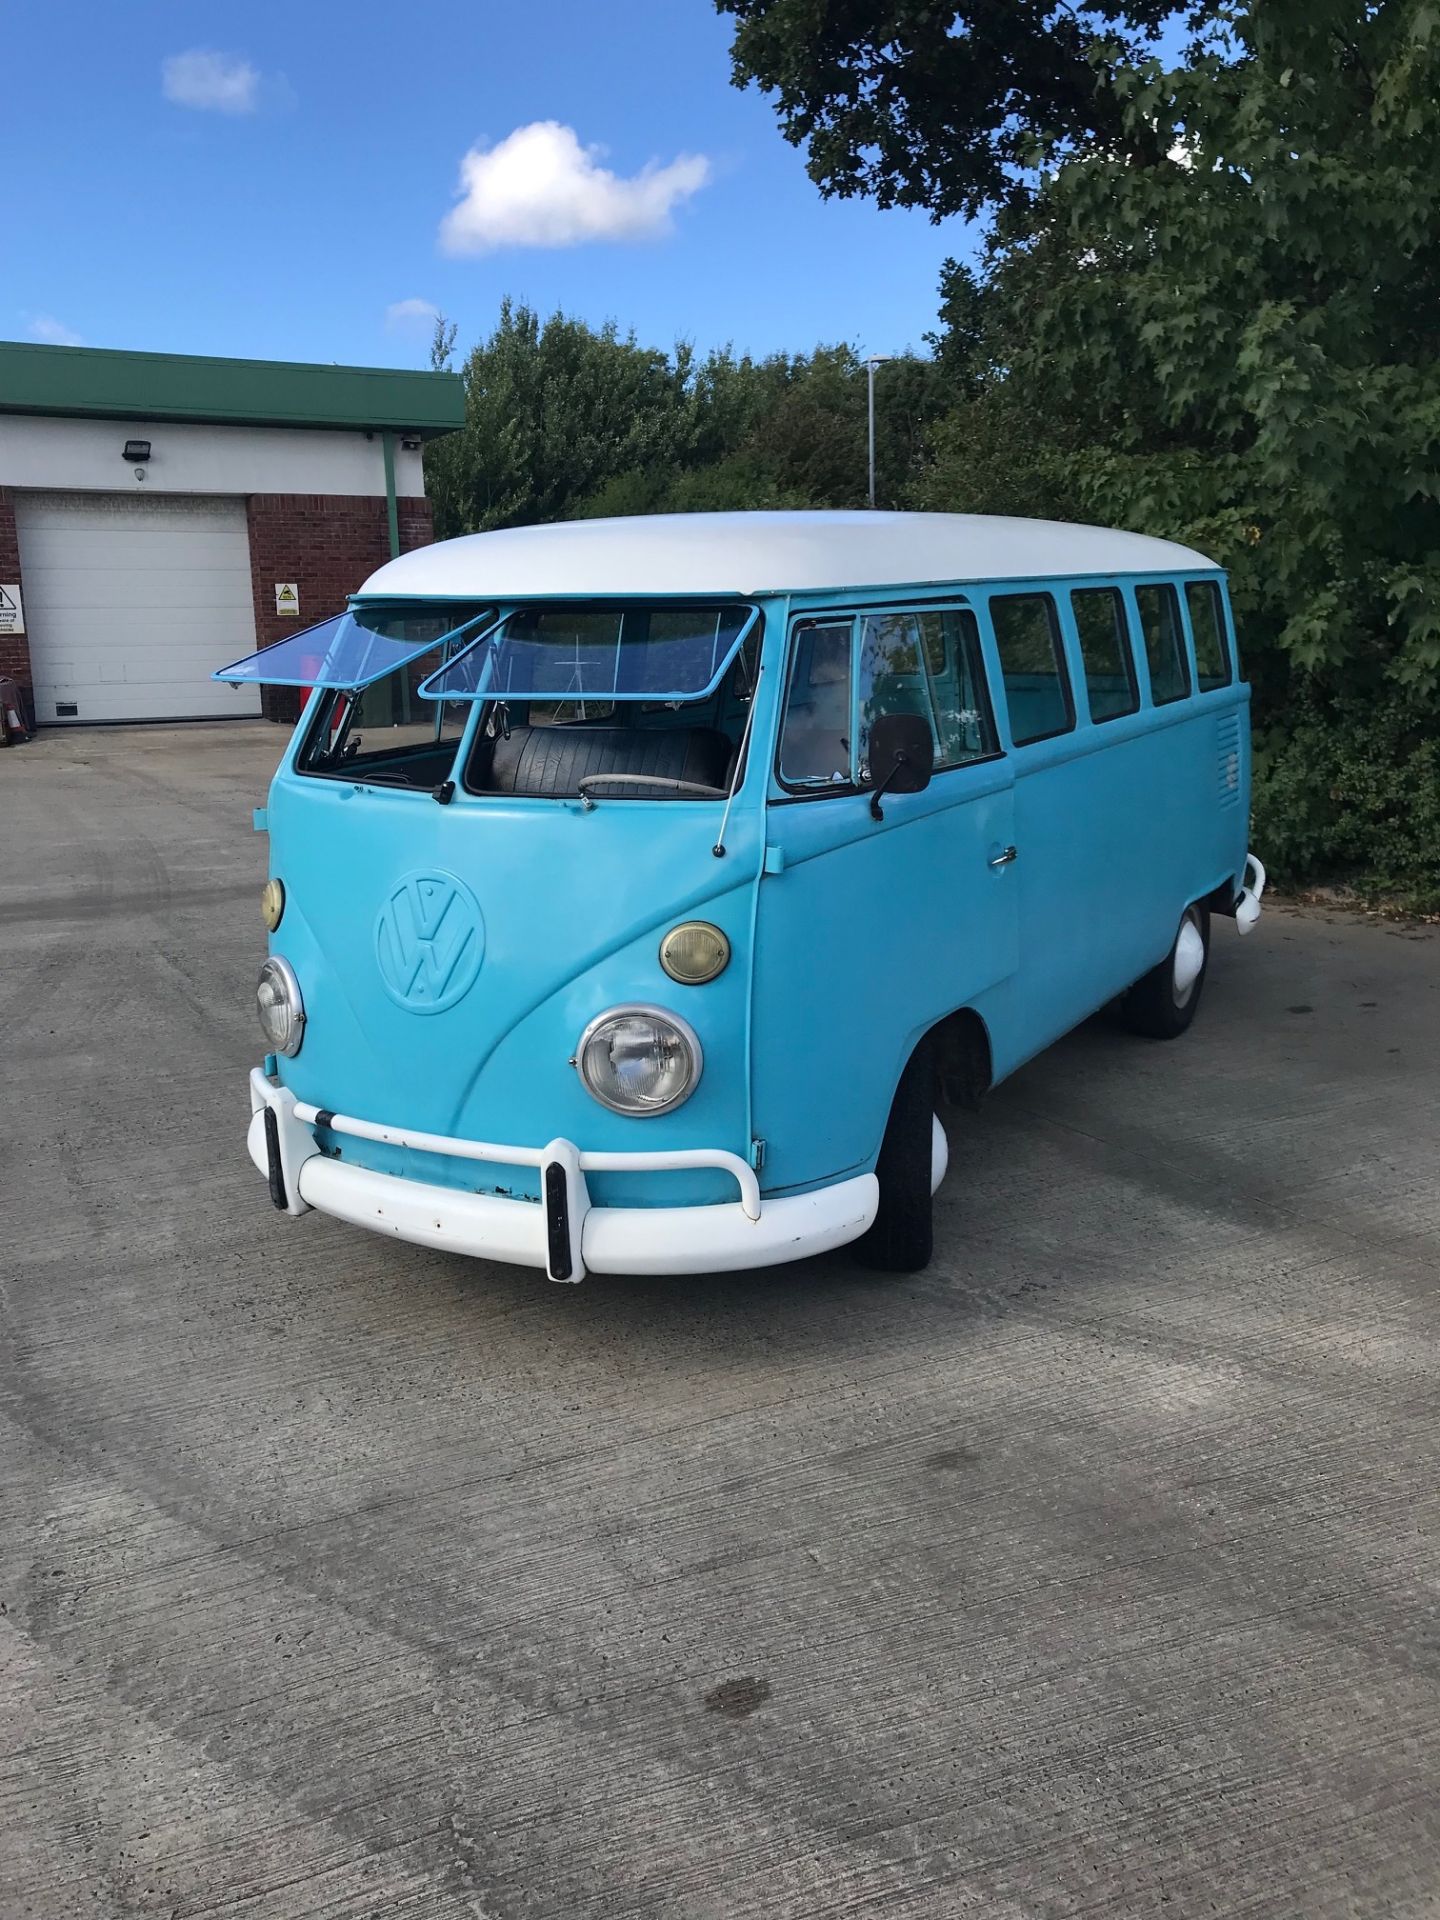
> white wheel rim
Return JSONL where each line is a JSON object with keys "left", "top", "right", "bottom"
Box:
{"left": 1173, "top": 915, "right": 1205, "bottom": 1005}
{"left": 930, "top": 1113, "right": 949, "bottom": 1194}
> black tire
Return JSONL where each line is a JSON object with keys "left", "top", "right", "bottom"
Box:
{"left": 858, "top": 1040, "right": 935, "bottom": 1272}
{"left": 1122, "top": 902, "right": 1210, "bottom": 1039}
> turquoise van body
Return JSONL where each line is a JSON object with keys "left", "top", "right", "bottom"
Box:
{"left": 219, "top": 512, "right": 1263, "bottom": 1280}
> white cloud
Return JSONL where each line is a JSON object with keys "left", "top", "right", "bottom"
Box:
{"left": 162, "top": 50, "right": 260, "bottom": 114}
{"left": 385, "top": 297, "right": 441, "bottom": 334}
{"left": 439, "top": 121, "right": 711, "bottom": 255}
{"left": 27, "top": 313, "right": 84, "bottom": 347}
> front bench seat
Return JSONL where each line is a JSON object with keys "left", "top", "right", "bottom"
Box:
{"left": 483, "top": 724, "right": 733, "bottom": 798}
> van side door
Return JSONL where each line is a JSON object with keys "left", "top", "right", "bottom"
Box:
{"left": 982, "top": 582, "right": 1127, "bottom": 1050}
{"left": 751, "top": 603, "right": 1018, "bottom": 1197}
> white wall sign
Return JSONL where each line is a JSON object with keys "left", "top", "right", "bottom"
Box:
{"left": 0, "top": 584, "right": 23, "bottom": 634}
{"left": 275, "top": 582, "right": 299, "bottom": 617}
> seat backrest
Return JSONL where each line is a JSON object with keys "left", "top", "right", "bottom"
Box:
{"left": 485, "top": 724, "right": 732, "bottom": 797}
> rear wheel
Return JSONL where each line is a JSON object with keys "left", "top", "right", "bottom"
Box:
{"left": 858, "top": 1041, "right": 936, "bottom": 1273}
{"left": 1122, "top": 902, "right": 1210, "bottom": 1039}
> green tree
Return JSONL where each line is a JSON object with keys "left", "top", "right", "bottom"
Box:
{"left": 971, "top": 1, "right": 1440, "bottom": 899}
{"left": 432, "top": 306, "right": 944, "bottom": 530}
{"left": 726, "top": 0, "right": 1440, "bottom": 901}
{"left": 717, "top": 0, "right": 1175, "bottom": 222}
{"left": 986, "top": 5, "right": 1440, "bottom": 683}
{"left": 431, "top": 299, "right": 696, "bottom": 537}
{"left": 429, "top": 313, "right": 458, "bottom": 372}
{"left": 422, "top": 313, "right": 466, "bottom": 540}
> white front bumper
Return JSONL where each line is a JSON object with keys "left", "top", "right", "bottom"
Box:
{"left": 245, "top": 1069, "right": 877, "bottom": 1281}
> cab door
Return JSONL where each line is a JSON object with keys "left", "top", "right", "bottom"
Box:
{"left": 750, "top": 604, "right": 1018, "bottom": 1197}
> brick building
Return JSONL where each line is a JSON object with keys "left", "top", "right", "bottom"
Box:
{"left": 0, "top": 342, "right": 463, "bottom": 726}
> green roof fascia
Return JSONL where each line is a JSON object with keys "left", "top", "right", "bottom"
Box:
{"left": 0, "top": 341, "right": 465, "bottom": 438}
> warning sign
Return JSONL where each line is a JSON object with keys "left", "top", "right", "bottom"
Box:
{"left": 0, "top": 584, "right": 23, "bottom": 635}
{"left": 274, "top": 582, "right": 299, "bottom": 617}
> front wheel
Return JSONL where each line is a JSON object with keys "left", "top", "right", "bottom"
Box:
{"left": 858, "top": 1041, "right": 936, "bottom": 1272}
{"left": 1122, "top": 902, "right": 1210, "bottom": 1039}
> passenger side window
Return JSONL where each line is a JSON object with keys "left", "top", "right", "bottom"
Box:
{"left": 989, "top": 593, "right": 1073, "bottom": 745}
{"left": 1185, "top": 580, "right": 1233, "bottom": 691}
{"left": 1071, "top": 587, "right": 1139, "bottom": 723}
{"left": 856, "top": 608, "right": 996, "bottom": 778}
{"left": 778, "top": 619, "right": 854, "bottom": 788}
{"left": 1135, "top": 583, "right": 1191, "bottom": 706}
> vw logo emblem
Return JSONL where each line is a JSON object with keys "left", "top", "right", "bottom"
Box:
{"left": 374, "top": 870, "right": 485, "bottom": 1014}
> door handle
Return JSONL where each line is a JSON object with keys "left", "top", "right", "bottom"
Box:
{"left": 989, "top": 845, "right": 1018, "bottom": 868}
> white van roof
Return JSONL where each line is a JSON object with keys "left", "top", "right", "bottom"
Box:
{"left": 357, "top": 510, "right": 1220, "bottom": 601}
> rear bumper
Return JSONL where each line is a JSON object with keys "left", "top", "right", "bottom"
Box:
{"left": 1236, "top": 852, "right": 1266, "bottom": 934}
{"left": 245, "top": 1068, "right": 877, "bottom": 1280}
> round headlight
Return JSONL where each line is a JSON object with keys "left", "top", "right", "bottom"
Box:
{"left": 257, "top": 955, "right": 305, "bottom": 1057}
{"left": 260, "top": 878, "right": 285, "bottom": 932}
{"left": 659, "top": 921, "right": 730, "bottom": 986}
{"left": 575, "top": 1006, "right": 701, "bottom": 1116}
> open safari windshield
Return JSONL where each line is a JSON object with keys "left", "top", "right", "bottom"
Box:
{"left": 213, "top": 605, "right": 494, "bottom": 690}
{"left": 214, "top": 600, "right": 757, "bottom": 707}
{"left": 272, "top": 598, "right": 762, "bottom": 802}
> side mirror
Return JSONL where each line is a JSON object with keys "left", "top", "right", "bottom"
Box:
{"left": 867, "top": 712, "right": 934, "bottom": 820}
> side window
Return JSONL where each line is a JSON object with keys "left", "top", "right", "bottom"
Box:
{"left": 1185, "top": 580, "right": 1233, "bottom": 691}
{"left": 778, "top": 619, "right": 854, "bottom": 788}
{"left": 1071, "top": 587, "right": 1139, "bottom": 724}
{"left": 922, "top": 619, "right": 947, "bottom": 677}
{"left": 990, "top": 592, "right": 1073, "bottom": 746}
{"left": 935, "top": 609, "right": 996, "bottom": 763}
{"left": 1135, "top": 583, "right": 1191, "bottom": 706}
{"left": 856, "top": 607, "right": 996, "bottom": 777}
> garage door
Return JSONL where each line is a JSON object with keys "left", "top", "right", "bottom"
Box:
{"left": 14, "top": 492, "right": 261, "bottom": 723}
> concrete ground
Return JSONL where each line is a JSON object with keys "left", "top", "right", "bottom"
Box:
{"left": 2, "top": 721, "right": 1437, "bottom": 1920}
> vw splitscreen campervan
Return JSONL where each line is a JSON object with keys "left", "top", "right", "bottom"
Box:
{"left": 218, "top": 511, "right": 1264, "bottom": 1281}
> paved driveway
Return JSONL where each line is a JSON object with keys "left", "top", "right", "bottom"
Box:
{"left": 3, "top": 722, "right": 1437, "bottom": 1919}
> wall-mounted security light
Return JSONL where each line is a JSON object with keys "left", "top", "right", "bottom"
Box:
{"left": 401, "top": 436, "right": 422, "bottom": 452}
{"left": 123, "top": 439, "right": 152, "bottom": 464}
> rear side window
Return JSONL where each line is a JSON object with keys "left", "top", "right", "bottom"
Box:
{"left": 1135, "top": 583, "right": 1191, "bottom": 706}
{"left": 1185, "top": 580, "right": 1233, "bottom": 691}
{"left": 990, "top": 593, "right": 1073, "bottom": 745}
{"left": 856, "top": 607, "right": 996, "bottom": 778}
{"left": 1071, "top": 587, "right": 1138, "bottom": 723}
{"left": 778, "top": 619, "right": 854, "bottom": 787}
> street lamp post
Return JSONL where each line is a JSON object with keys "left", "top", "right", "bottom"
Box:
{"left": 866, "top": 356, "right": 891, "bottom": 509}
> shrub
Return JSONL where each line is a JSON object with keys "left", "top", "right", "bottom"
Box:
{"left": 1253, "top": 698, "right": 1440, "bottom": 911}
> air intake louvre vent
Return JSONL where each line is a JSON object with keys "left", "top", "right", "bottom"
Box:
{"left": 1217, "top": 711, "right": 1241, "bottom": 808}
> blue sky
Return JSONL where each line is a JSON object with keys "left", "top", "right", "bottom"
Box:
{"left": 4, "top": 0, "right": 980, "bottom": 372}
